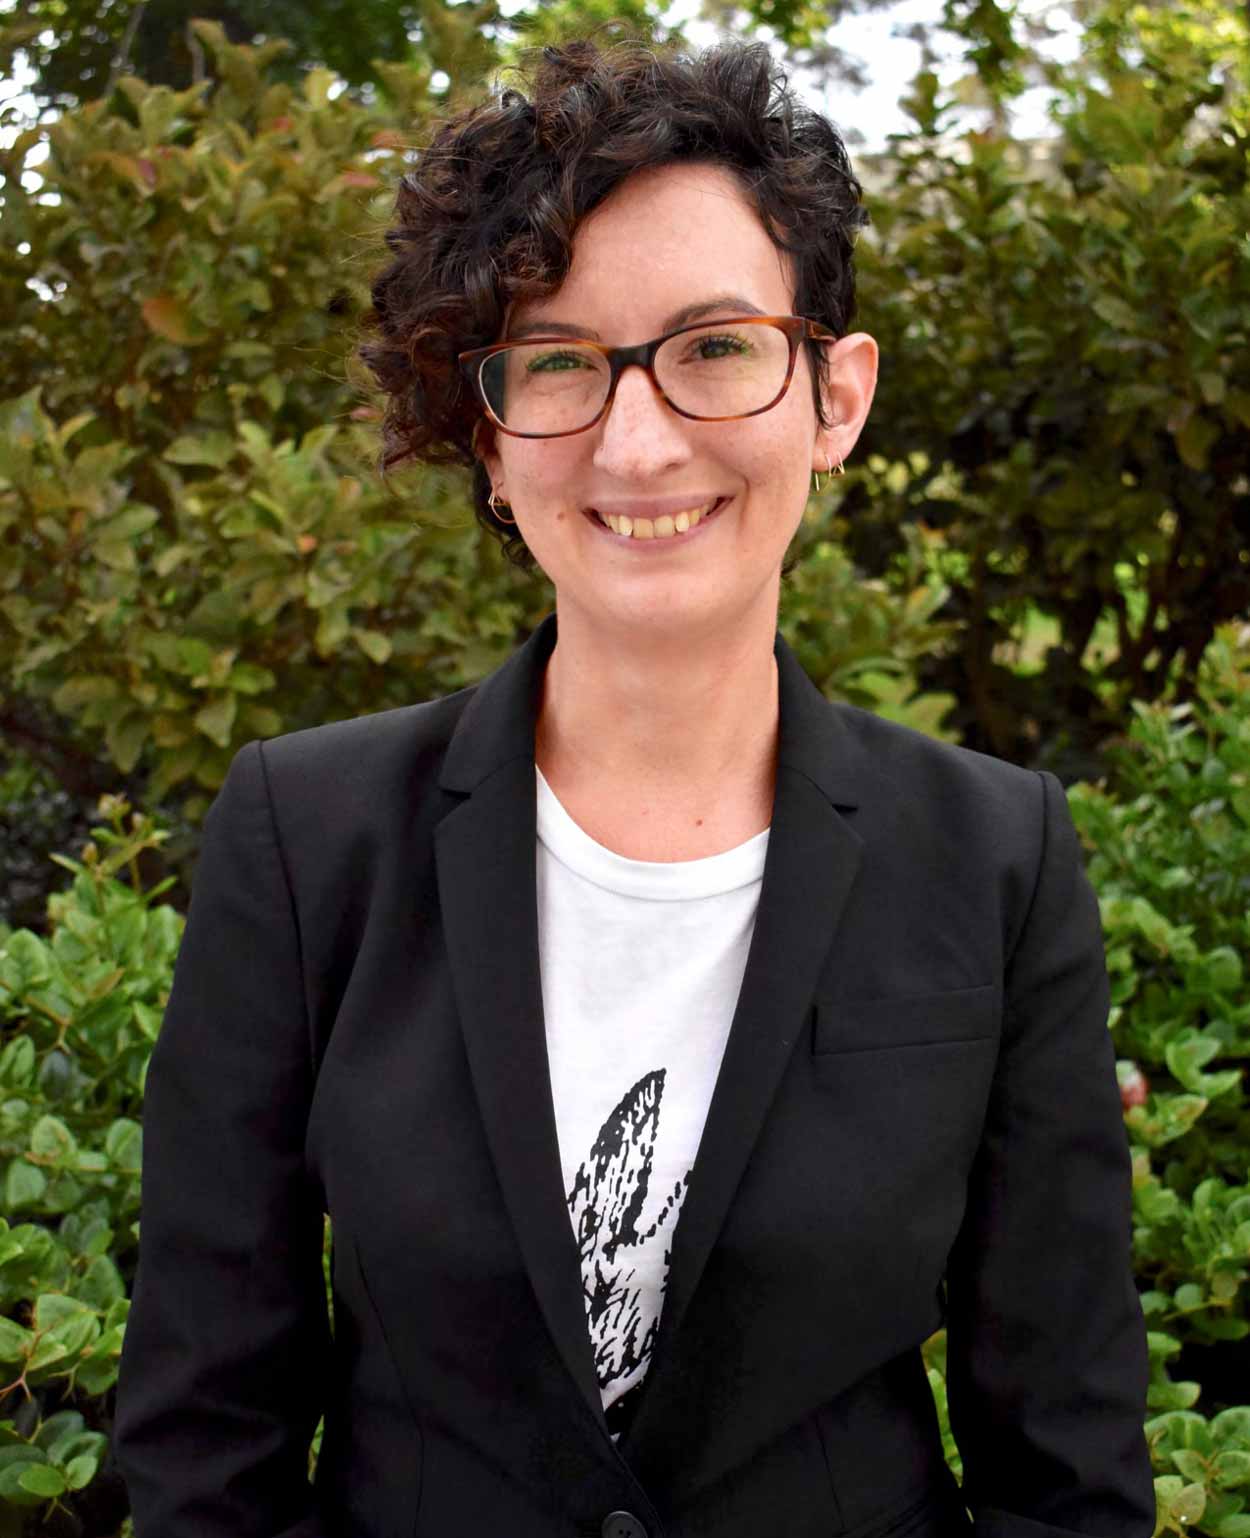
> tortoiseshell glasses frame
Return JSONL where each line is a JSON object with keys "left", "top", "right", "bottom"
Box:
{"left": 457, "top": 315, "right": 839, "bottom": 440}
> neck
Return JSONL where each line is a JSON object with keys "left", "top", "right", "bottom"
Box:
{"left": 534, "top": 601, "right": 781, "bottom": 813}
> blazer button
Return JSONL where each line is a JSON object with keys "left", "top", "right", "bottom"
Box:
{"left": 602, "top": 1513, "right": 649, "bottom": 1538}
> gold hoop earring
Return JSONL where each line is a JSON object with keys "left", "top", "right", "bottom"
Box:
{"left": 488, "top": 486, "right": 517, "bottom": 526}
{"left": 811, "top": 449, "right": 848, "bottom": 492}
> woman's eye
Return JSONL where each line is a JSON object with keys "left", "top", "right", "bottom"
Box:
{"left": 526, "top": 350, "right": 589, "bottom": 372}
{"left": 689, "top": 334, "right": 751, "bottom": 361}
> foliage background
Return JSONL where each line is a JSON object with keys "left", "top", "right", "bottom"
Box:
{"left": 0, "top": 0, "right": 1247, "bottom": 1532}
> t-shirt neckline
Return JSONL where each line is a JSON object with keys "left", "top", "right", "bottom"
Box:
{"left": 535, "top": 763, "right": 770, "bottom": 902}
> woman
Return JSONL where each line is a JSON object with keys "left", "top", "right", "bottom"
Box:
{"left": 114, "top": 33, "right": 1156, "bottom": 1538}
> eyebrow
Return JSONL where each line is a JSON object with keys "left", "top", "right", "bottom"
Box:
{"left": 507, "top": 294, "right": 768, "bottom": 341}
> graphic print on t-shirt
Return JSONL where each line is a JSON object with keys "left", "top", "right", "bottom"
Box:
{"left": 566, "top": 1068, "right": 690, "bottom": 1395}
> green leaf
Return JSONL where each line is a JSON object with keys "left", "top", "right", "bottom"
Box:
{"left": 193, "top": 693, "right": 238, "bottom": 748}
{"left": 5, "top": 1161, "right": 47, "bottom": 1211}
{"left": 17, "top": 1462, "right": 66, "bottom": 1497}
{"left": 34, "top": 1295, "right": 84, "bottom": 1332}
{"left": 164, "top": 432, "right": 237, "bottom": 469}
{"left": 105, "top": 713, "right": 149, "bottom": 774}
{"left": 77, "top": 1255, "right": 124, "bottom": 1311}
{"left": 25, "top": 1335, "right": 69, "bottom": 1373}
{"left": 1205, "top": 947, "right": 1243, "bottom": 993}
{"left": 1172, "top": 1449, "right": 1210, "bottom": 1483}
{"left": 0, "top": 1318, "right": 34, "bottom": 1364}
{"left": 95, "top": 539, "right": 138, "bottom": 572}
{"left": 1212, "top": 1451, "right": 1250, "bottom": 1490}
{"left": 1170, "top": 1482, "right": 1207, "bottom": 1528}
{"left": 93, "top": 505, "right": 159, "bottom": 543}
{"left": 227, "top": 661, "right": 276, "bottom": 695}
{"left": 174, "top": 637, "right": 215, "bottom": 676}
{"left": 47, "top": 1310, "right": 99, "bottom": 1358}
{"left": 0, "top": 1456, "right": 47, "bottom": 1505}
{"left": 1092, "top": 295, "right": 1140, "bottom": 333}
{"left": 355, "top": 629, "right": 392, "bottom": 664}
{"left": 51, "top": 676, "right": 120, "bottom": 712}
{"left": 1176, "top": 413, "right": 1219, "bottom": 472}
{"left": 30, "top": 1117, "right": 77, "bottom": 1162}
{"left": 153, "top": 542, "right": 196, "bottom": 577}
{"left": 35, "top": 1409, "right": 83, "bottom": 1453}
{"left": 64, "top": 1453, "right": 98, "bottom": 1490}
{"left": 105, "top": 1120, "right": 142, "bottom": 1170}
{"left": 0, "top": 1039, "right": 36, "bottom": 1089}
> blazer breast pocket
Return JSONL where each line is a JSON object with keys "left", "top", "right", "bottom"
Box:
{"left": 811, "top": 983, "right": 1000, "bottom": 1056}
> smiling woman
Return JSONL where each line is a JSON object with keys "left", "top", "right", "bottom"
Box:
{"left": 113, "top": 27, "right": 1155, "bottom": 1538}
{"left": 354, "top": 35, "right": 880, "bottom": 865}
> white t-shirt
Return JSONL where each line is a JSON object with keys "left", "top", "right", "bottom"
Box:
{"left": 534, "top": 765, "right": 770, "bottom": 1424}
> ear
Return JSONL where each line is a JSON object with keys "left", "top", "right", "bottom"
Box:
{"left": 813, "top": 332, "right": 879, "bottom": 474}
{"left": 472, "top": 417, "right": 506, "bottom": 498}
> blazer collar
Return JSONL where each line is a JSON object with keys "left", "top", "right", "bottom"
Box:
{"left": 433, "top": 610, "right": 868, "bottom": 1468}
{"left": 439, "top": 610, "right": 866, "bottom": 810}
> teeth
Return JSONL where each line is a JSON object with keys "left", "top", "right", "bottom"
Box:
{"left": 601, "top": 499, "right": 719, "bottom": 539}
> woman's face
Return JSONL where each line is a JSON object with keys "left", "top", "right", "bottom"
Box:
{"left": 478, "top": 160, "right": 877, "bottom": 644}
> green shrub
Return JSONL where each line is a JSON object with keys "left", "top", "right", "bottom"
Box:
{"left": 0, "top": 800, "right": 175, "bottom": 1528}
{"left": 914, "top": 625, "right": 1250, "bottom": 1538}
{"left": 845, "top": 0, "right": 1250, "bottom": 773}
{"left": 1067, "top": 623, "right": 1250, "bottom": 1537}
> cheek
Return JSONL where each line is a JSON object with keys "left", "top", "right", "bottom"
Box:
{"left": 740, "top": 445, "right": 811, "bottom": 540}
{"left": 508, "top": 454, "right": 581, "bottom": 528}
{"left": 513, "top": 445, "right": 580, "bottom": 495}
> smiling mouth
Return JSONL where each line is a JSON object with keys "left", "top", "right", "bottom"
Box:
{"left": 585, "top": 496, "right": 730, "bottom": 541}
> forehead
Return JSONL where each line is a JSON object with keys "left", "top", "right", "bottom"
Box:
{"left": 507, "top": 161, "right": 795, "bottom": 338}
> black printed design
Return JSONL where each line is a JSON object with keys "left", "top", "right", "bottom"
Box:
{"left": 567, "top": 1068, "right": 689, "bottom": 1392}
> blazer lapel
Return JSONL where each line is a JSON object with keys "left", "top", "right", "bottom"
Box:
{"left": 433, "top": 611, "right": 872, "bottom": 1455}
{"left": 434, "top": 614, "right": 608, "bottom": 1432}
{"left": 619, "top": 633, "right": 869, "bottom": 1463}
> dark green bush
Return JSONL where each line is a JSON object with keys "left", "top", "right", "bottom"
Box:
{"left": 844, "top": 0, "right": 1250, "bottom": 775}
{"left": 1066, "top": 623, "right": 1250, "bottom": 1538}
{"left": 0, "top": 801, "right": 178, "bottom": 1532}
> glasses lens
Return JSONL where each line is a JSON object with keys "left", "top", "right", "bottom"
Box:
{"left": 655, "top": 320, "right": 790, "bottom": 420}
{"left": 479, "top": 342, "right": 610, "bottom": 436}
{"left": 479, "top": 321, "right": 792, "bottom": 435}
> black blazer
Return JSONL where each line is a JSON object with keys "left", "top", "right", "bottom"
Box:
{"left": 114, "top": 611, "right": 1155, "bottom": 1538}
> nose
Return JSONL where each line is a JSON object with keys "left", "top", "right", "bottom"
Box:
{"left": 593, "top": 361, "right": 692, "bottom": 472}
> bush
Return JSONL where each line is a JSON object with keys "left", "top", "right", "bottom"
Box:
{"left": 1069, "top": 622, "right": 1250, "bottom": 1537}
{"left": 0, "top": 800, "right": 181, "bottom": 1532}
{"left": 845, "top": 0, "right": 1250, "bottom": 775}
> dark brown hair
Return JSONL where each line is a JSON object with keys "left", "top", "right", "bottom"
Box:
{"left": 356, "top": 27, "right": 870, "bottom": 574}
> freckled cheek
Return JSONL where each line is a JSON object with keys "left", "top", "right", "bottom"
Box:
{"left": 508, "top": 458, "right": 582, "bottom": 527}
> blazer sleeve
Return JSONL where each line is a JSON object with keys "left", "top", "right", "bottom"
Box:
{"left": 943, "top": 769, "right": 1156, "bottom": 1538}
{"left": 114, "top": 740, "right": 331, "bottom": 1538}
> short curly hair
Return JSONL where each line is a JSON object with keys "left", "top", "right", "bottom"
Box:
{"left": 357, "top": 27, "right": 870, "bottom": 574}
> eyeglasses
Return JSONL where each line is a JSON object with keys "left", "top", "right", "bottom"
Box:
{"left": 458, "top": 315, "right": 837, "bottom": 440}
